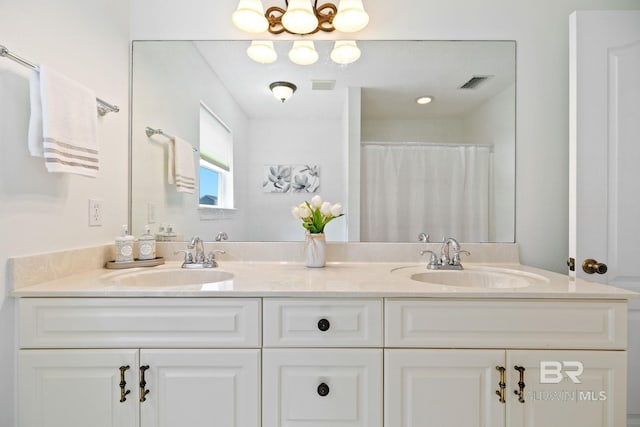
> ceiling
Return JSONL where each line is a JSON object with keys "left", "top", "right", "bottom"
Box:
{"left": 194, "top": 40, "right": 515, "bottom": 120}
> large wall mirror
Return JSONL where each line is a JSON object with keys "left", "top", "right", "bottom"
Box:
{"left": 130, "top": 40, "right": 516, "bottom": 242}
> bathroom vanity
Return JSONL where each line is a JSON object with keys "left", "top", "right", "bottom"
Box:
{"left": 11, "top": 250, "right": 635, "bottom": 427}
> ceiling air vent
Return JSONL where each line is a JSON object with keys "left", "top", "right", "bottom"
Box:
{"left": 459, "top": 75, "right": 493, "bottom": 89}
{"left": 312, "top": 80, "right": 336, "bottom": 91}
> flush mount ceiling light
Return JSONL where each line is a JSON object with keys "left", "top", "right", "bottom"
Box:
{"left": 246, "top": 40, "right": 278, "bottom": 63}
{"left": 232, "top": 0, "right": 369, "bottom": 35}
{"left": 416, "top": 96, "right": 433, "bottom": 105}
{"left": 270, "top": 81, "right": 297, "bottom": 102}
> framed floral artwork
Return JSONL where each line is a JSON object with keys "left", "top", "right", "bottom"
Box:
{"left": 262, "top": 165, "right": 291, "bottom": 193}
{"left": 262, "top": 164, "right": 320, "bottom": 193}
{"left": 291, "top": 164, "right": 320, "bottom": 193}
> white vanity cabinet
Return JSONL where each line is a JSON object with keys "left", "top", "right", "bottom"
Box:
{"left": 262, "top": 298, "right": 384, "bottom": 427}
{"left": 16, "top": 295, "right": 630, "bottom": 427}
{"left": 17, "top": 298, "right": 262, "bottom": 427}
{"left": 385, "top": 299, "right": 628, "bottom": 427}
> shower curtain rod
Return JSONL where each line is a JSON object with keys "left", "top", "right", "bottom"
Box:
{"left": 145, "top": 126, "right": 198, "bottom": 152}
{"left": 362, "top": 141, "right": 494, "bottom": 152}
{"left": 0, "top": 44, "right": 119, "bottom": 116}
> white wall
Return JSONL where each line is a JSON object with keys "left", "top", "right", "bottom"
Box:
{"left": 466, "top": 84, "right": 516, "bottom": 242}
{"left": 247, "top": 118, "right": 348, "bottom": 241}
{"left": 131, "top": 41, "right": 250, "bottom": 241}
{"left": 0, "top": 0, "right": 130, "bottom": 425}
{"left": 362, "top": 117, "right": 472, "bottom": 143}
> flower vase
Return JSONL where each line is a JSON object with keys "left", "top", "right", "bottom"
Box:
{"left": 305, "top": 233, "right": 326, "bottom": 268}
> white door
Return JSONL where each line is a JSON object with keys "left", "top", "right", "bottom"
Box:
{"left": 139, "top": 349, "right": 261, "bottom": 427}
{"left": 569, "top": 10, "right": 640, "bottom": 288}
{"left": 569, "top": 10, "right": 640, "bottom": 426}
{"left": 262, "top": 348, "right": 382, "bottom": 427}
{"left": 506, "top": 350, "right": 626, "bottom": 427}
{"left": 18, "top": 349, "right": 139, "bottom": 427}
{"left": 384, "top": 349, "right": 505, "bottom": 427}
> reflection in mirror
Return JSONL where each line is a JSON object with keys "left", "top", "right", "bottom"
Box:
{"left": 130, "top": 40, "right": 515, "bottom": 243}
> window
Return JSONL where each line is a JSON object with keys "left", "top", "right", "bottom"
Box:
{"left": 199, "top": 102, "right": 233, "bottom": 209}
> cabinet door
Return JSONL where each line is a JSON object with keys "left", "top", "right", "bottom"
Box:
{"left": 385, "top": 349, "right": 505, "bottom": 427}
{"left": 139, "top": 349, "right": 260, "bottom": 427}
{"left": 507, "top": 350, "right": 626, "bottom": 427}
{"left": 263, "top": 348, "right": 382, "bottom": 427}
{"left": 18, "top": 349, "right": 139, "bottom": 427}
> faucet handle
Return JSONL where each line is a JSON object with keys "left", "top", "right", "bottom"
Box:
{"left": 173, "top": 250, "right": 193, "bottom": 264}
{"left": 418, "top": 233, "right": 430, "bottom": 243}
{"left": 420, "top": 249, "right": 439, "bottom": 268}
{"left": 452, "top": 250, "right": 471, "bottom": 265}
{"left": 206, "top": 250, "right": 226, "bottom": 267}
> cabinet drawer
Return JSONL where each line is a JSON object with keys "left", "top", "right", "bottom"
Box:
{"left": 19, "top": 298, "right": 261, "bottom": 348}
{"left": 385, "top": 299, "right": 627, "bottom": 349}
{"left": 263, "top": 349, "right": 382, "bottom": 427}
{"left": 263, "top": 298, "right": 383, "bottom": 347}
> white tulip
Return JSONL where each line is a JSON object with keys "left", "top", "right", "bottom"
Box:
{"left": 298, "top": 205, "right": 312, "bottom": 218}
{"left": 320, "top": 201, "right": 332, "bottom": 216}
{"left": 291, "top": 206, "right": 301, "bottom": 219}
{"left": 310, "top": 195, "right": 323, "bottom": 208}
{"left": 330, "top": 203, "right": 343, "bottom": 216}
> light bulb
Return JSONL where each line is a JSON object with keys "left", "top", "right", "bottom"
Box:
{"left": 333, "top": 0, "right": 369, "bottom": 33}
{"left": 288, "top": 40, "right": 319, "bottom": 65}
{"left": 330, "top": 40, "right": 361, "bottom": 64}
{"left": 281, "top": 0, "right": 318, "bottom": 34}
{"left": 246, "top": 41, "right": 278, "bottom": 64}
{"left": 416, "top": 96, "right": 433, "bottom": 105}
{"left": 232, "top": 0, "right": 269, "bottom": 33}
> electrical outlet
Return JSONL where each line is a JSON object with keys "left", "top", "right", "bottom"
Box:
{"left": 88, "top": 199, "right": 102, "bottom": 226}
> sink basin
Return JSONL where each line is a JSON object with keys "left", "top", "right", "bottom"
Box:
{"left": 393, "top": 266, "right": 548, "bottom": 289}
{"left": 110, "top": 269, "right": 234, "bottom": 287}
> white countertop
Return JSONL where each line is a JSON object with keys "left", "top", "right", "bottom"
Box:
{"left": 10, "top": 261, "right": 638, "bottom": 299}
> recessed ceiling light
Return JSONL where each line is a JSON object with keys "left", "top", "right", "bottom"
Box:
{"left": 416, "top": 96, "right": 433, "bottom": 105}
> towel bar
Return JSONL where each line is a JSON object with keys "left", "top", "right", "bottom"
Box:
{"left": 0, "top": 44, "right": 119, "bottom": 116}
{"left": 145, "top": 127, "right": 198, "bottom": 152}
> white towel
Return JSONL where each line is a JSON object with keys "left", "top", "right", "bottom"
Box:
{"left": 28, "top": 65, "right": 99, "bottom": 177}
{"left": 169, "top": 137, "right": 195, "bottom": 193}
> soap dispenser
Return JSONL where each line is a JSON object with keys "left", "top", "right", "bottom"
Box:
{"left": 115, "top": 225, "right": 134, "bottom": 262}
{"left": 138, "top": 224, "right": 156, "bottom": 260}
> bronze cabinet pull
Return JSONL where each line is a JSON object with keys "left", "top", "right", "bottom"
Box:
{"left": 119, "top": 365, "right": 131, "bottom": 402}
{"left": 495, "top": 366, "right": 506, "bottom": 403}
{"left": 139, "top": 365, "right": 150, "bottom": 402}
{"left": 514, "top": 365, "right": 526, "bottom": 403}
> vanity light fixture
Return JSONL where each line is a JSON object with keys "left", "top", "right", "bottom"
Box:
{"left": 232, "top": 0, "right": 369, "bottom": 35}
{"left": 270, "top": 81, "right": 297, "bottom": 102}
{"left": 288, "top": 40, "right": 319, "bottom": 65}
{"left": 247, "top": 40, "right": 278, "bottom": 63}
{"left": 329, "top": 40, "right": 361, "bottom": 64}
{"left": 416, "top": 96, "right": 433, "bottom": 105}
{"left": 247, "top": 39, "right": 362, "bottom": 65}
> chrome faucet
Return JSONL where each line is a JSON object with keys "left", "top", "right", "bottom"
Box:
{"left": 420, "top": 237, "right": 470, "bottom": 270}
{"left": 174, "top": 236, "right": 225, "bottom": 268}
{"left": 189, "top": 236, "right": 206, "bottom": 263}
{"left": 215, "top": 231, "right": 228, "bottom": 242}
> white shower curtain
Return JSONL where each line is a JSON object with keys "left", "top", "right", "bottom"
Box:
{"left": 361, "top": 143, "right": 492, "bottom": 242}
